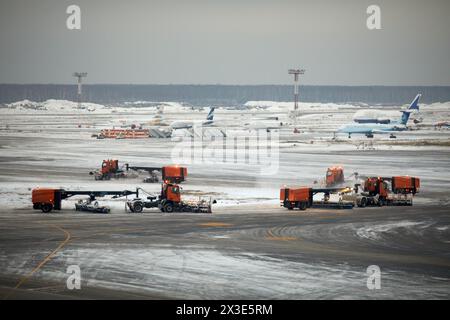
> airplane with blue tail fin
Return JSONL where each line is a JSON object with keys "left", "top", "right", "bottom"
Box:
{"left": 170, "top": 107, "right": 215, "bottom": 130}
{"left": 338, "top": 94, "right": 422, "bottom": 138}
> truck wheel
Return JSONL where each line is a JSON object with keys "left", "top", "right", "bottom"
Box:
{"left": 359, "top": 197, "right": 367, "bottom": 208}
{"left": 41, "top": 203, "right": 53, "bottom": 213}
{"left": 133, "top": 202, "right": 144, "bottom": 213}
{"left": 164, "top": 204, "right": 174, "bottom": 213}
{"left": 299, "top": 202, "right": 307, "bottom": 211}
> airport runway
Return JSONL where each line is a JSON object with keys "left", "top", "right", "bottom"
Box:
{"left": 0, "top": 204, "right": 449, "bottom": 299}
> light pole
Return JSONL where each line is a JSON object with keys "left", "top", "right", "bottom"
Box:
{"left": 73, "top": 72, "right": 87, "bottom": 109}
{"left": 288, "top": 69, "right": 305, "bottom": 130}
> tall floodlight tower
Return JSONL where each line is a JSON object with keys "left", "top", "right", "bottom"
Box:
{"left": 288, "top": 69, "right": 305, "bottom": 110}
{"left": 73, "top": 72, "right": 87, "bottom": 109}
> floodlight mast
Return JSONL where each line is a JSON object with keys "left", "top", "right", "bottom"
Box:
{"left": 288, "top": 69, "right": 305, "bottom": 111}
{"left": 73, "top": 72, "right": 87, "bottom": 109}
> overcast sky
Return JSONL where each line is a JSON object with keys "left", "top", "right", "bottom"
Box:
{"left": 0, "top": 0, "right": 449, "bottom": 85}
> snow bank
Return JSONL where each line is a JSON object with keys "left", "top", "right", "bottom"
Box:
{"left": 1, "top": 99, "right": 205, "bottom": 114}
{"left": 244, "top": 101, "right": 361, "bottom": 112}
{"left": 245, "top": 100, "right": 450, "bottom": 113}
{"left": 4, "top": 99, "right": 106, "bottom": 113}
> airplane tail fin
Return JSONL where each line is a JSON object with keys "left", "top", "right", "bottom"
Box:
{"left": 408, "top": 93, "right": 421, "bottom": 111}
{"left": 206, "top": 107, "right": 215, "bottom": 121}
{"left": 155, "top": 105, "right": 164, "bottom": 119}
{"left": 400, "top": 110, "right": 412, "bottom": 125}
{"left": 400, "top": 93, "right": 421, "bottom": 125}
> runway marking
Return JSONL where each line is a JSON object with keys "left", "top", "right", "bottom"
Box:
{"left": 199, "top": 222, "right": 233, "bottom": 227}
{"left": 3, "top": 223, "right": 71, "bottom": 300}
{"left": 265, "top": 229, "right": 297, "bottom": 241}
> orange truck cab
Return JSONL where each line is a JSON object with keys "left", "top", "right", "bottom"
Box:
{"left": 280, "top": 187, "right": 312, "bottom": 210}
{"left": 364, "top": 177, "right": 389, "bottom": 198}
{"left": 159, "top": 182, "right": 183, "bottom": 213}
{"left": 162, "top": 166, "right": 187, "bottom": 183}
{"left": 102, "top": 159, "right": 119, "bottom": 174}
{"left": 326, "top": 166, "right": 344, "bottom": 187}
{"left": 161, "top": 183, "right": 181, "bottom": 203}
{"left": 391, "top": 176, "right": 420, "bottom": 194}
{"left": 32, "top": 188, "right": 64, "bottom": 213}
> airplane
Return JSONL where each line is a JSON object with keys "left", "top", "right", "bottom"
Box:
{"left": 112, "top": 105, "right": 166, "bottom": 128}
{"left": 170, "top": 107, "right": 215, "bottom": 130}
{"left": 353, "top": 94, "right": 421, "bottom": 124}
{"left": 337, "top": 94, "right": 422, "bottom": 138}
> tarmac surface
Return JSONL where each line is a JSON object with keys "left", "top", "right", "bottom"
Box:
{"left": 0, "top": 107, "right": 449, "bottom": 299}
{"left": 1, "top": 202, "right": 449, "bottom": 299}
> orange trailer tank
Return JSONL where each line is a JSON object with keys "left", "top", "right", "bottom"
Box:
{"left": 391, "top": 176, "right": 420, "bottom": 194}
{"left": 162, "top": 166, "right": 187, "bottom": 183}
{"left": 32, "top": 188, "right": 62, "bottom": 212}
{"left": 280, "top": 187, "right": 312, "bottom": 210}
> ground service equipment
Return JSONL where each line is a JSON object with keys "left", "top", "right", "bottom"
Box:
{"left": 90, "top": 159, "right": 125, "bottom": 180}
{"left": 90, "top": 160, "right": 187, "bottom": 183}
{"left": 280, "top": 187, "right": 354, "bottom": 210}
{"left": 127, "top": 183, "right": 212, "bottom": 213}
{"left": 32, "top": 188, "right": 138, "bottom": 213}
{"left": 75, "top": 200, "right": 110, "bottom": 214}
{"left": 326, "top": 166, "right": 345, "bottom": 187}
{"left": 125, "top": 164, "right": 187, "bottom": 183}
{"left": 350, "top": 176, "right": 420, "bottom": 207}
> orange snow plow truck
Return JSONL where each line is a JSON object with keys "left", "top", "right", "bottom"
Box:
{"left": 352, "top": 176, "right": 420, "bottom": 207}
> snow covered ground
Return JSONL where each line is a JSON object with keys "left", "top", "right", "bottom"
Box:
{"left": 0, "top": 98, "right": 449, "bottom": 209}
{"left": 0, "top": 99, "right": 449, "bottom": 299}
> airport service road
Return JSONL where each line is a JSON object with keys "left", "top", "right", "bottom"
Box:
{"left": 0, "top": 204, "right": 449, "bottom": 299}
